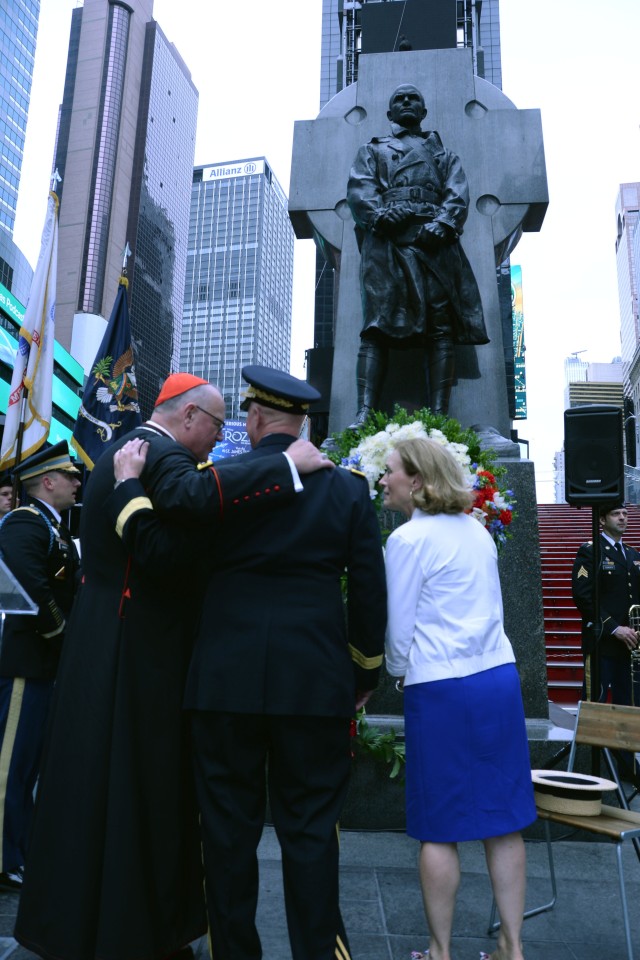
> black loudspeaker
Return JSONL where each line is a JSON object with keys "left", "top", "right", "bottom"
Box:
{"left": 564, "top": 404, "right": 624, "bottom": 505}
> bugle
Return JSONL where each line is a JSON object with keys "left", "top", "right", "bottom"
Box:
{"left": 628, "top": 604, "right": 640, "bottom": 706}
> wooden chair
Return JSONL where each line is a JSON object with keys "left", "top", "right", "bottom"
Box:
{"left": 488, "top": 701, "right": 640, "bottom": 960}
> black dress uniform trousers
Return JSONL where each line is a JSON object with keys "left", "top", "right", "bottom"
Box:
{"left": 191, "top": 712, "right": 352, "bottom": 960}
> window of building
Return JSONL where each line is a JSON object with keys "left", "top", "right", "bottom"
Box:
{"left": 0, "top": 257, "right": 14, "bottom": 291}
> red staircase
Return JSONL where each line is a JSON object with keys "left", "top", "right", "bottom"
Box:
{"left": 537, "top": 503, "right": 640, "bottom": 707}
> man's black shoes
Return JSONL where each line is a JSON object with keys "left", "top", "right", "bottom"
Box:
{"left": 0, "top": 867, "right": 23, "bottom": 892}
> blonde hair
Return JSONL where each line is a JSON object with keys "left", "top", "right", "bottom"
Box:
{"left": 394, "top": 438, "right": 474, "bottom": 515}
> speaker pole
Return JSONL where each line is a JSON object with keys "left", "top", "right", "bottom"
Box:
{"left": 590, "top": 505, "right": 601, "bottom": 776}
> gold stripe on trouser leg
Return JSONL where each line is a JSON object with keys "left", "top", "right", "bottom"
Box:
{"left": 0, "top": 678, "right": 26, "bottom": 868}
{"left": 333, "top": 821, "right": 351, "bottom": 959}
{"left": 335, "top": 934, "right": 351, "bottom": 959}
{"left": 584, "top": 653, "right": 593, "bottom": 701}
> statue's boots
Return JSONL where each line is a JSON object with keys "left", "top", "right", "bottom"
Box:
{"left": 425, "top": 336, "right": 455, "bottom": 416}
{"left": 348, "top": 340, "right": 388, "bottom": 430}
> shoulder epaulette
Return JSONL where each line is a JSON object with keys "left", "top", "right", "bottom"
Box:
{"left": 349, "top": 468, "right": 367, "bottom": 480}
{"left": 0, "top": 505, "right": 55, "bottom": 554}
{"left": 197, "top": 460, "right": 213, "bottom": 471}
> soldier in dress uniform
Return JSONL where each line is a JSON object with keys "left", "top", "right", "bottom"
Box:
{"left": 184, "top": 365, "right": 388, "bottom": 960}
{"left": 572, "top": 501, "right": 640, "bottom": 705}
{"left": 0, "top": 441, "right": 80, "bottom": 891}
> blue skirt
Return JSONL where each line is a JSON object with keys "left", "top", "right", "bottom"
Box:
{"left": 404, "top": 663, "right": 536, "bottom": 842}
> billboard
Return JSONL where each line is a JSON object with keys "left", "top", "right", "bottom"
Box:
{"left": 210, "top": 420, "right": 252, "bottom": 461}
{"left": 511, "top": 265, "right": 527, "bottom": 419}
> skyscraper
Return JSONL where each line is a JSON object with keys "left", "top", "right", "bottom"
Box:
{"left": 180, "top": 159, "right": 294, "bottom": 419}
{"left": 615, "top": 182, "right": 640, "bottom": 468}
{"left": 0, "top": 0, "right": 39, "bottom": 236}
{"left": 0, "top": 0, "right": 39, "bottom": 315}
{"left": 53, "top": 0, "right": 198, "bottom": 416}
{"left": 616, "top": 183, "right": 640, "bottom": 368}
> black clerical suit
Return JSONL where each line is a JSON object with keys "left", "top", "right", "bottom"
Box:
{"left": 572, "top": 533, "right": 640, "bottom": 704}
{"left": 185, "top": 433, "right": 387, "bottom": 960}
{"left": 0, "top": 496, "right": 79, "bottom": 874}
{"left": 15, "top": 426, "right": 300, "bottom": 960}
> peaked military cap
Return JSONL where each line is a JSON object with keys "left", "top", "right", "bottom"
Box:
{"left": 13, "top": 441, "right": 81, "bottom": 482}
{"left": 240, "top": 365, "right": 321, "bottom": 415}
{"left": 598, "top": 500, "right": 625, "bottom": 518}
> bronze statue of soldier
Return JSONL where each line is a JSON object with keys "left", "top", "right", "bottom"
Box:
{"left": 347, "top": 83, "right": 488, "bottom": 428}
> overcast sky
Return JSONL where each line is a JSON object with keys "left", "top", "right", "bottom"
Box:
{"left": 13, "top": 0, "right": 640, "bottom": 500}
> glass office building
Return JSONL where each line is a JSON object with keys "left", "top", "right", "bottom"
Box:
{"left": 126, "top": 21, "right": 199, "bottom": 415}
{"left": 53, "top": 0, "right": 198, "bottom": 418}
{"left": 0, "top": 0, "right": 39, "bottom": 236}
{"left": 181, "top": 159, "right": 294, "bottom": 419}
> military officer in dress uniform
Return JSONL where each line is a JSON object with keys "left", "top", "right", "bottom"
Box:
{"left": 572, "top": 501, "right": 640, "bottom": 706}
{"left": 184, "top": 366, "right": 388, "bottom": 960}
{"left": 0, "top": 441, "right": 80, "bottom": 891}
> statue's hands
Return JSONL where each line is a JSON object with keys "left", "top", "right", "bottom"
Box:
{"left": 417, "top": 221, "right": 456, "bottom": 249}
{"left": 373, "top": 201, "right": 414, "bottom": 232}
{"left": 382, "top": 201, "right": 414, "bottom": 224}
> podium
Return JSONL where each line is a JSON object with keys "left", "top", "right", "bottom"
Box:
{"left": 0, "top": 557, "right": 37, "bottom": 648}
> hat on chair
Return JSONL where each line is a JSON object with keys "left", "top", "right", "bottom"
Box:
{"left": 531, "top": 770, "right": 617, "bottom": 816}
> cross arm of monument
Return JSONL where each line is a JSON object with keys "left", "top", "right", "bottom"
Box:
{"left": 289, "top": 50, "right": 548, "bottom": 264}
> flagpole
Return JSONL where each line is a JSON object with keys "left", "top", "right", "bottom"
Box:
{"left": 10, "top": 391, "right": 29, "bottom": 509}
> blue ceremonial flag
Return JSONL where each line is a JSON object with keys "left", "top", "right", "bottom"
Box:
{"left": 71, "top": 276, "right": 142, "bottom": 470}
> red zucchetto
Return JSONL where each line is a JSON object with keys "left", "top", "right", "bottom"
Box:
{"left": 154, "top": 373, "right": 210, "bottom": 407}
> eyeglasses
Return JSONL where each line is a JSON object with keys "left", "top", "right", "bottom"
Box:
{"left": 194, "top": 405, "right": 225, "bottom": 432}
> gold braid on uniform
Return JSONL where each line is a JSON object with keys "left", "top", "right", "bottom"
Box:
{"left": 115, "top": 497, "right": 153, "bottom": 539}
{"left": 243, "top": 386, "right": 301, "bottom": 409}
{"left": 348, "top": 644, "right": 383, "bottom": 670}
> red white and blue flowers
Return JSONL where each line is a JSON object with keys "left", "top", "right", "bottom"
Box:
{"left": 329, "top": 406, "right": 515, "bottom": 551}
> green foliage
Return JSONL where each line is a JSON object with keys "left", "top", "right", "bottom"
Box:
{"left": 328, "top": 404, "right": 503, "bottom": 478}
{"left": 354, "top": 707, "right": 405, "bottom": 781}
{"left": 92, "top": 356, "right": 113, "bottom": 380}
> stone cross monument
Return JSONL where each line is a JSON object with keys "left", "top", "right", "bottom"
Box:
{"left": 289, "top": 49, "right": 550, "bottom": 725}
{"left": 289, "top": 49, "right": 548, "bottom": 443}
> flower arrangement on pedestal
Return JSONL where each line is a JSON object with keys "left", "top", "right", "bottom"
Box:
{"left": 328, "top": 405, "right": 515, "bottom": 551}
